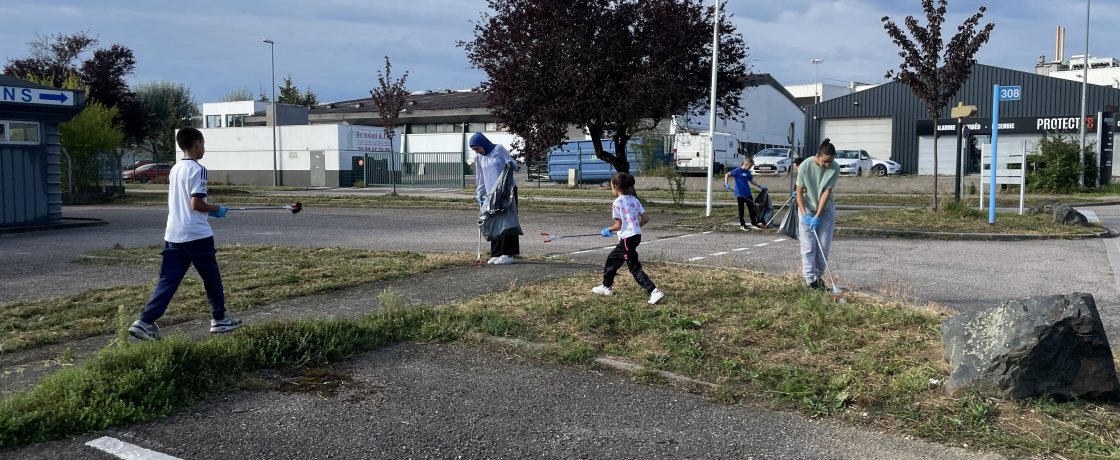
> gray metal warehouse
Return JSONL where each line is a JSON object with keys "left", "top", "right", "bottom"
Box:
{"left": 0, "top": 75, "right": 84, "bottom": 228}
{"left": 804, "top": 64, "right": 1120, "bottom": 179}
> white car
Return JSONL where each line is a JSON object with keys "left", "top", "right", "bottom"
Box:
{"left": 833, "top": 149, "right": 873, "bottom": 176}
{"left": 751, "top": 147, "right": 795, "bottom": 175}
{"left": 871, "top": 159, "right": 902, "bottom": 176}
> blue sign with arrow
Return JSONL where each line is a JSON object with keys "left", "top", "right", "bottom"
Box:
{"left": 0, "top": 86, "right": 77, "bottom": 106}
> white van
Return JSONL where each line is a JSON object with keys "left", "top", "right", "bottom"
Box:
{"left": 672, "top": 131, "right": 742, "bottom": 175}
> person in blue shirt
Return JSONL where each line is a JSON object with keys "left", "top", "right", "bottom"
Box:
{"left": 723, "top": 157, "right": 767, "bottom": 230}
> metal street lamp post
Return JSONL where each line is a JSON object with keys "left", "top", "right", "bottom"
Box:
{"left": 811, "top": 59, "right": 823, "bottom": 103}
{"left": 262, "top": 38, "right": 278, "bottom": 187}
{"left": 1078, "top": 0, "right": 1091, "bottom": 187}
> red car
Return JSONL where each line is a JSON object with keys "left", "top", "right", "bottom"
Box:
{"left": 123, "top": 163, "right": 173, "bottom": 183}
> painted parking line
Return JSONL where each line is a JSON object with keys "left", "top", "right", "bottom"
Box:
{"left": 754, "top": 243, "right": 769, "bottom": 247}
{"left": 710, "top": 251, "right": 729, "bottom": 256}
{"left": 86, "top": 436, "right": 181, "bottom": 460}
{"left": 688, "top": 256, "right": 706, "bottom": 262}
{"left": 773, "top": 238, "right": 788, "bottom": 243}
{"left": 732, "top": 248, "right": 750, "bottom": 252}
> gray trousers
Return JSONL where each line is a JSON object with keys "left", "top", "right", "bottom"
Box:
{"left": 797, "top": 207, "right": 836, "bottom": 284}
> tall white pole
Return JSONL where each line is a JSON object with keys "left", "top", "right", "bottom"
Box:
{"left": 263, "top": 39, "right": 278, "bottom": 187}
{"left": 811, "top": 59, "right": 823, "bottom": 103}
{"left": 705, "top": 0, "right": 721, "bottom": 216}
{"left": 1078, "top": 0, "right": 1090, "bottom": 187}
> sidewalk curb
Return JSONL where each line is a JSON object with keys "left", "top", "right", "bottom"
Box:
{"left": 0, "top": 217, "right": 107, "bottom": 235}
{"left": 836, "top": 226, "right": 1114, "bottom": 241}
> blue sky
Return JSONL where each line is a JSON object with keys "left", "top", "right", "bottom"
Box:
{"left": 0, "top": 1, "right": 1112, "bottom": 104}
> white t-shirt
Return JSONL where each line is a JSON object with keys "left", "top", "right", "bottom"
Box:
{"left": 612, "top": 194, "right": 645, "bottom": 239}
{"left": 164, "top": 159, "right": 214, "bottom": 243}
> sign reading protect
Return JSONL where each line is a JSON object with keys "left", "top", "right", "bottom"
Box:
{"left": 1, "top": 85, "right": 77, "bottom": 107}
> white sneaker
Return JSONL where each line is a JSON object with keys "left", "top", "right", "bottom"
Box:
{"left": 591, "top": 285, "right": 613, "bottom": 296}
{"left": 486, "top": 256, "right": 500, "bottom": 264}
{"left": 493, "top": 255, "right": 513, "bottom": 265}
{"left": 740, "top": 225, "right": 750, "bottom": 231}
{"left": 648, "top": 289, "right": 665, "bottom": 305}
{"left": 210, "top": 316, "right": 243, "bottom": 333}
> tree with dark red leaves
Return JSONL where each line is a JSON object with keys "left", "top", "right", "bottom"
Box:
{"left": 461, "top": 0, "right": 749, "bottom": 173}
{"left": 882, "top": 0, "right": 994, "bottom": 209}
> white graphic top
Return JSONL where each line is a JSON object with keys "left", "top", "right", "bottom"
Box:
{"left": 612, "top": 195, "right": 644, "bottom": 239}
{"left": 164, "top": 160, "right": 213, "bottom": 243}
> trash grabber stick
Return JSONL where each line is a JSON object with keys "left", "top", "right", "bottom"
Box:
{"left": 541, "top": 232, "right": 605, "bottom": 243}
{"left": 766, "top": 196, "right": 794, "bottom": 228}
{"left": 227, "top": 202, "right": 303, "bottom": 214}
{"left": 811, "top": 227, "right": 845, "bottom": 303}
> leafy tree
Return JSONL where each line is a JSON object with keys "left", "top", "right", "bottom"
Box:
{"left": 59, "top": 102, "right": 124, "bottom": 191}
{"left": 134, "top": 82, "right": 199, "bottom": 163}
{"left": 277, "top": 75, "right": 319, "bottom": 106}
{"left": 461, "top": 0, "right": 749, "bottom": 172}
{"left": 882, "top": 0, "right": 994, "bottom": 209}
{"left": 369, "top": 56, "right": 409, "bottom": 195}
{"left": 220, "top": 88, "right": 255, "bottom": 102}
{"left": 5, "top": 32, "right": 146, "bottom": 147}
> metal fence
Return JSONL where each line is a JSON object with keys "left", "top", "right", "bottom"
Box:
{"left": 361, "top": 151, "right": 466, "bottom": 188}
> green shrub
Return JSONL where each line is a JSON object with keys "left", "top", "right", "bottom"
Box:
{"left": 1027, "top": 133, "right": 1097, "bottom": 193}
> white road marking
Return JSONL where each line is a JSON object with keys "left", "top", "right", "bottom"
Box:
{"left": 702, "top": 231, "right": 713, "bottom": 234}
{"left": 754, "top": 243, "right": 769, "bottom": 247}
{"left": 86, "top": 436, "right": 181, "bottom": 460}
{"left": 688, "top": 256, "right": 706, "bottom": 262}
{"left": 602, "top": 246, "right": 615, "bottom": 250}
{"left": 732, "top": 248, "right": 750, "bottom": 252}
{"left": 570, "top": 250, "right": 594, "bottom": 255}
{"left": 773, "top": 238, "right": 788, "bottom": 243}
{"left": 710, "top": 252, "right": 729, "bottom": 256}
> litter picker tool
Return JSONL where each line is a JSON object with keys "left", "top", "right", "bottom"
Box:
{"left": 811, "top": 227, "right": 846, "bottom": 303}
{"left": 766, "top": 195, "right": 794, "bottom": 228}
{"left": 228, "top": 202, "right": 303, "bottom": 214}
{"left": 541, "top": 232, "right": 604, "bottom": 243}
{"left": 476, "top": 227, "right": 484, "bottom": 266}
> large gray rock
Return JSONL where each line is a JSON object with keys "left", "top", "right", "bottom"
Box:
{"left": 1053, "top": 203, "right": 1089, "bottom": 226}
{"left": 941, "top": 293, "right": 1120, "bottom": 400}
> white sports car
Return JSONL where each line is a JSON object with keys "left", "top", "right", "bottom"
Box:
{"left": 871, "top": 159, "right": 902, "bottom": 176}
{"left": 833, "top": 149, "right": 873, "bottom": 176}
{"left": 751, "top": 147, "right": 795, "bottom": 175}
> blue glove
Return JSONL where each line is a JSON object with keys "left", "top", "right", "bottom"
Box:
{"left": 790, "top": 190, "right": 796, "bottom": 198}
{"left": 477, "top": 195, "right": 485, "bottom": 206}
{"left": 801, "top": 214, "right": 812, "bottom": 226}
{"left": 208, "top": 206, "right": 228, "bottom": 218}
{"left": 601, "top": 227, "right": 613, "bottom": 237}
{"left": 723, "top": 183, "right": 731, "bottom": 191}
{"left": 809, "top": 216, "right": 821, "bottom": 231}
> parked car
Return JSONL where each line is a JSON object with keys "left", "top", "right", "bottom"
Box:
{"left": 123, "top": 163, "right": 173, "bottom": 183}
{"left": 833, "top": 149, "right": 873, "bottom": 176}
{"left": 751, "top": 147, "right": 795, "bottom": 175}
{"left": 122, "top": 159, "right": 155, "bottom": 171}
{"left": 871, "top": 159, "right": 902, "bottom": 176}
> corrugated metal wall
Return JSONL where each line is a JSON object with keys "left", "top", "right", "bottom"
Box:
{"left": 0, "top": 143, "right": 47, "bottom": 226}
{"left": 805, "top": 64, "right": 1120, "bottom": 174}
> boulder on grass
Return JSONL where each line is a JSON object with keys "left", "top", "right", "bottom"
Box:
{"left": 941, "top": 293, "right": 1120, "bottom": 400}
{"left": 1053, "top": 203, "right": 1089, "bottom": 226}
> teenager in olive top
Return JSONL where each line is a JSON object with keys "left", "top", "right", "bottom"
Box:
{"left": 795, "top": 138, "right": 841, "bottom": 290}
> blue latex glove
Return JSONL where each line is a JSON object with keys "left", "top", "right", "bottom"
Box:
{"left": 208, "top": 205, "right": 228, "bottom": 218}
{"left": 790, "top": 190, "right": 796, "bottom": 198}
{"left": 723, "top": 183, "right": 731, "bottom": 191}
{"left": 801, "top": 214, "right": 812, "bottom": 226}
{"left": 600, "top": 227, "right": 613, "bottom": 237}
{"left": 477, "top": 195, "right": 485, "bottom": 206}
{"left": 809, "top": 216, "right": 821, "bottom": 231}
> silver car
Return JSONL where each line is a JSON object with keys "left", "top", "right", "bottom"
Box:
{"left": 751, "top": 148, "right": 795, "bottom": 175}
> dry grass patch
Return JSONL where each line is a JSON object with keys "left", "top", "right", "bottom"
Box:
{"left": 0, "top": 246, "right": 466, "bottom": 352}
{"left": 449, "top": 263, "right": 1120, "bottom": 457}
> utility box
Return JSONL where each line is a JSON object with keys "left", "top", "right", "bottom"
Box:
{"left": 568, "top": 168, "right": 577, "bottom": 187}
{"left": 0, "top": 76, "right": 84, "bottom": 228}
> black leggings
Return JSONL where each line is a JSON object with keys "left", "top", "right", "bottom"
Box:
{"left": 737, "top": 196, "right": 760, "bottom": 226}
{"left": 602, "top": 234, "right": 657, "bottom": 294}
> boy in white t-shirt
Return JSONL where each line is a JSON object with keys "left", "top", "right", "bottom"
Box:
{"left": 128, "top": 127, "right": 242, "bottom": 340}
{"left": 591, "top": 173, "right": 665, "bottom": 305}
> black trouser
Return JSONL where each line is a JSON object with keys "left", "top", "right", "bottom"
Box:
{"left": 601, "top": 234, "right": 657, "bottom": 294}
{"left": 490, "top": 187, "right": 520, "bottom": 257}
{"left": 737, "top": 196, "right": 760, "bottom": 226}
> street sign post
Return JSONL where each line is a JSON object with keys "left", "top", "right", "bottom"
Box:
{"left": 989, "top": 85, "right": 1021, "bottom": 224}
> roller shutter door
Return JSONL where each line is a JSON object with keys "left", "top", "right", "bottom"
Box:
{"left": 819, "top": 117, "right": 892, "bottom": 160}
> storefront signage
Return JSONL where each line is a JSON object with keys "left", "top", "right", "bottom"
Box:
{"left": 0, "top": 85, "right": 77, "bottom": 107}
{"left": 918, "top": 116, "right": 1087, "bottom": 136}
{"left": 347, "top": 126, "right": 393, "bottom": 152}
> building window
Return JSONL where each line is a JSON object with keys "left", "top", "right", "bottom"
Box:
{"left": 226, "top": 114, "right": 247, "bottom": 127}
{"left": 0, "top": 121, "right": 40, "bottom": 144}
{"left": 206, "top": 115, "right": 221, "bottom": 128}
